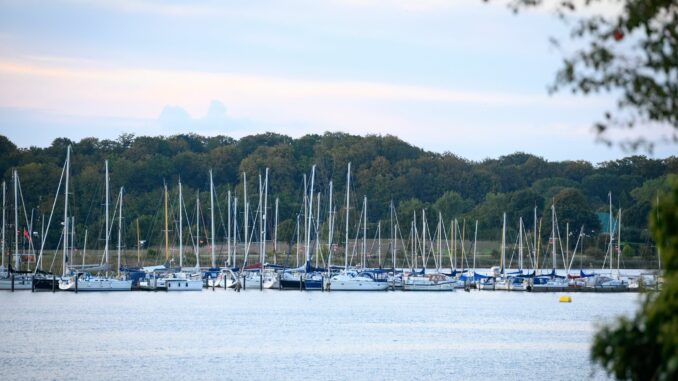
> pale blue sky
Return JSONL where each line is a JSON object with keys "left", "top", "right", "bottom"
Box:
{"left": 0, "top": 0, "right": 673, "bottom": 162}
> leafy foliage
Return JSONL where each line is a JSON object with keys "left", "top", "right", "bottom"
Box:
{"left": 0, "top": 133, "right": 675, "bottom": 248}
{"left": 501, "top": 0, "right": 677, "bottom": 151}
{"left": 591, "top": 180, "right": 678, "bottom": 380}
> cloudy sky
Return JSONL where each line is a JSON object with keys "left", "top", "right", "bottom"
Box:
{"left": 0, "top": 0, "right": 673, "bottom": 162}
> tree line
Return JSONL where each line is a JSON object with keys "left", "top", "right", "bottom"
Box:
{"left": 0, "top": 132, "right": 675, "bottom": 256}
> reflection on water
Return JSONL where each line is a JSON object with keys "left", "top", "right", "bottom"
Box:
{"left": 0, "top": 291, "right": 638, "bottom": 380}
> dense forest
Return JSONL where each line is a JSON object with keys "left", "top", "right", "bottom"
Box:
{"left": 0, "top": 132, "right": 675, "bottom": 264}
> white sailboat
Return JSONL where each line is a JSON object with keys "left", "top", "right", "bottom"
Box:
{"left": 402, "top": 210, "right": 455, "bottom": 291}
{"left": 495, "top": 213, "right": 510, "bottom": 290}
{"left": 531, "top": 204, "right": 568, "bottom": 291}
{"left": 329, "top": 163, "right": 388, "bottom": 292}
{"left": 509, "top": 217, "right": 528, "bottom": 291}
{"left": 60, "top": 160, "right": 132, "bottom": 291}
{"left": 0, "top": 172, "right": 33, "bottom": 290}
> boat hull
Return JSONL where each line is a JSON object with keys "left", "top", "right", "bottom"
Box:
{"left": 329, "top": 276, "right": 389, "bottom": 291}
{"left": 0, "top": 276, "right": 33, "bottom": 290}
{"left": 165, "top": 279, "right": 203, "bottom": 291}
{"left": 402, "top": 282, "right": 455, "bottom": 291}
{"left": 59, "top": 277, "right": 133, "bottom": 291}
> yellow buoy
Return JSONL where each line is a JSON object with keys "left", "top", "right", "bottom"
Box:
{"left": 559, "top": 296, "right": 572, "bottom": 303}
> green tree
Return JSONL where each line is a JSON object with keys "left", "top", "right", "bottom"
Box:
{"left": 504, "top": 0, "right": 678, "bottom": 150}
{"left": 591, "top": 182, "right": 678, "bottom": 380}
{"left": 432, "top": 191, "right": 473, "bottom": 219}
{"left": 553, "top": 187, "right": 601, "bottom": 232}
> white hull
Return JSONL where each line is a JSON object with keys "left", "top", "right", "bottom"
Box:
{"left": 207, "top": 278, "right": 223, "bottom": 288}
{"left": 509, "top": 279, "right": 529, "bottom": 291}
{"left": 478, "top": 280, "right": 495, "bottom": 290}
{"left": 165, "top": 279, "right": 203, "bottom": 291}
{"left": 329, "top": 273, "right": 389, "bottom": 291}
{"left": 402, "top": 282, "right": 455, "bottom": 291}
{"left": 0, "top": 276, "right": 33, "bottom": 290}
{"left": 59, "top": 277, "right": 132, "bottom": 291}
{"left": 494, "top": 279, "right": 510, "bottom": 291}
{"left": 402, "top": 274, "right": 456, "bottom": 291}
{"left": 263, "top": 273, "right": 279, "bottom": 289}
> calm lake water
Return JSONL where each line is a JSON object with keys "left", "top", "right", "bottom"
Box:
{"left": 0, "top": 290, "right": 639, "bottom": 380}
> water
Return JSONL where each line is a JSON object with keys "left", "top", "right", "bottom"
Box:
{"left": 0, "top": 290, "right": 639, "bottom": 380}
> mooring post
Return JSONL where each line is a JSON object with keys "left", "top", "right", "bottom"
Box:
{"left": 243, "top": 276, "right": 246, "bottom": 290}
{"left": 74, "top": 275, "right": 78, "bottom": 293}
{"left": 52, "top": 275, "right": 56, "bottom": 292}
{"left": 11, "top": 274, "right": 14, "bottom": 292}
{"left": 31, "top": 277, "right": 35, "bottom": 292}
{"left": 299, "top": 275, "right": 303, "bottom": 291}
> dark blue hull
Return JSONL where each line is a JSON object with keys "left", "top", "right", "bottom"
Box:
{"left": 303, "top": 279, "right": 323, "bottom": 290}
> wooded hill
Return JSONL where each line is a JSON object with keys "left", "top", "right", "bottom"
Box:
{"left": 0, "top": 132, "right": 675, "bottom": 262}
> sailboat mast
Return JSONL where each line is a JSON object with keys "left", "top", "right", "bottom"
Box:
{"left": 227, "top": 190, "right": 231, "bottom": 266}
{"left": 232, "top": 196, "right": 237, "bottom": 265}
{"left": 315, "top": 192, "right": 320, "bottom": 268}
{"left": 519, "top": 217, "right": 523, "bottom": 271}
{"left": 565, "top": 222, "right": 569, "bottom": 270}
{"left": 179, "top": 180, "right": 183, "bottom": 267}
{"left": 394, "top": 220, "right": 400, "bottom": 268}
{"left": 243, "top": 173, "right": 248, "bottom": 266}
{"left": 461, "top": 220, "right": 466, "bottom": 271}
{"left": 609, "top": 192, "right": 613, "bottom": 273}
{"left": 105, "top": 160, "right": 109, "bottom": 269}
{"left": 196, "top": 191, "right": 200, "bottom": 268}
{"left": 501, "top": 212, "right": 506, "bottom": 276}
{"left": 411, "top": 211, "right": 416, "bottom": 270}
{"left": 262, "top": 168, "right": 269, "bottom": 267}
{"left": 258, "top": 174, "right": 263, "bottom": 267}
{"left": 117, "top": 187, "right": 123, "bottom": 276}
{"left": 390, "top": 201, "right": 395, "bottom": 270}
{"left": 473, "top": 220, "right": 478, "bottom": 273}
{"left": 533, "top": 206, "right": 537, "bottom": 271}
{"left": 617, "top": 208, "right": 622, "bottom": 279}
{"left": 210, "top": 170, "right": 215, "bottom": 269}
{"left": 274, "top": 197, "right": 278, "bottom": 265}
{"left": 1, "top": 181, "right": 4, "bottom": 270}
{"left": 344, "top": 163, "right": 351, "bottom": 271}
{"left": 377, "top": 221, "right": 381, "bottom": 268}
{"left": 295, "top": 214, "right": 300, "bottom": 267}
{"left": 14, "top": 170, "right": 19, "bottom": 270}
{"left": 327, "top": 181, "right": 333, "bottom": 271}
{"left": 305, "top": 165, "right": 315, "bottom": 264}
{"left": 438, "top": 212, "right": 443, "bottom": 272}
{"left": 62, "top": 146, "right": 70, "bottom": 276}
{"left": 453, "top": 219, "right": 457, "bottom": 271}
{"left": 164, "top": 183, "right": 168, "bottom": 262}
{"left": 83, "top": 228, "right": 88, "bottom": 267}
{"left": 551, "top": 204, "right": 556, "bottom": 271}
{"left": 421, "top": 209, "right": 426, "bottom": 270}
{"left": 362, "top": 196, "right": 366, "bottom": 267}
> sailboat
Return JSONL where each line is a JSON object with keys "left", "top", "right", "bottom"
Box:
{"left": 0, "top": 172, "right": 34, "bottom": 290}
{"left": 589, "top": 197, "right": 628, "bottom": 291}
{"left": 531, "top": 204, "right": 569, "bottom": 292}
{"left": 329, "top": 163, "right": 388, "bottom": 291}
{"left": 402, "top": 210, "right": 455, "bottom": 291}
{"left": 59, "top": 160, "right": 132, "bottom": 291}
{"left": 494, "top": 213, "right": 511, "bottom": 291}
{"left": 508, "top": 217, "right": 529, "bottom": 291}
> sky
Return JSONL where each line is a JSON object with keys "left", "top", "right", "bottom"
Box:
{"left": 0, "top": 0, "right": 674, "bottom": 162}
